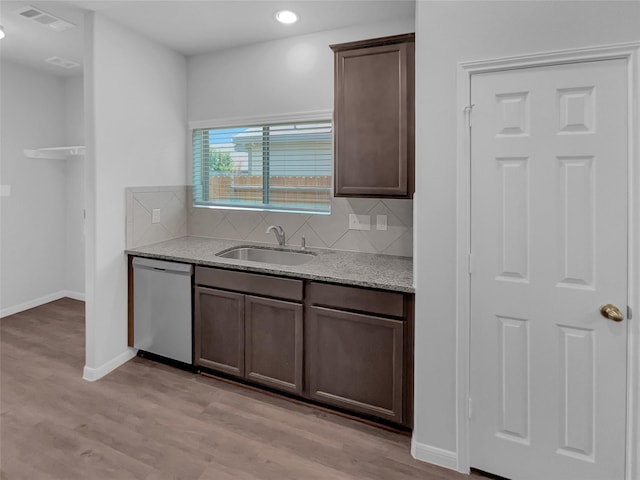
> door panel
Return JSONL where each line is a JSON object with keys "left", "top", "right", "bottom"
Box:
{"left": 558, "top": 325, "right": 595, "bottom": 460}
{"left": 496, "top": 316, "right": 529, "bottom": 444}
{"left": 194, "top": 286, "right": 245, "bottom": 376}
{"left": 557, "top": 156, "right": 595, "bottom": 288}
{"left": 497, "top": 157, "right": 529, "bottom": 282}
{"left": 306, "top": 306, "right": 404, "bottom": 423}
{"left": 244, "top": 295, "right": 303, "bottom": 394}
{"left": 470, "top": 59, "right": 627, "bottom": 480}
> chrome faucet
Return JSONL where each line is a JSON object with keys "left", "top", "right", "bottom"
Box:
{"left": 266, "top": 225, "right": 286, "bottom": 247}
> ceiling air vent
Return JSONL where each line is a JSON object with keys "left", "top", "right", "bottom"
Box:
{"left": 15, "top": 5, "right": 76, "bottom": 32}
{"left": 45, "top": 56, "right": 80, "bottom": 70}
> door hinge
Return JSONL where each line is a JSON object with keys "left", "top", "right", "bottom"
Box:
{"left": 468, "top": 253, "right": 474, "bottom": 274}
{"left": 468, "top": 397, "right": 473, "bottom": 419}
{"left": 464, "top": 104, "right": 475, "bottom": 128}
{"left": 628, "top": 306, "right": 633, "bottom": 320}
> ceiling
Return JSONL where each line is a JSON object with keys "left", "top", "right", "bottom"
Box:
{"left": 0, "top": 0, "right": 415, "bottom": 77}
{"left": 0, "top": 1, "right": 85, "bottom": 76}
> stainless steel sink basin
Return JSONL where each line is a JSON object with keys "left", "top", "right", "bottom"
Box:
{"left": 216, "top": 246, "right": 316, "bottom": 266}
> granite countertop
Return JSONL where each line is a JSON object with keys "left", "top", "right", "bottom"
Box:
{"left": 125, "top": 236, "right": 414, "bottom": 293}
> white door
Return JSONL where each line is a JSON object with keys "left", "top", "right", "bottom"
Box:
{"left": 470, "top": 59, "right": 628, "bottom": 480}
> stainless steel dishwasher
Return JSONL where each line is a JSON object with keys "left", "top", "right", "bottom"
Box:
{"left": 132, "top": 257, "right": 192, "bottom": 364}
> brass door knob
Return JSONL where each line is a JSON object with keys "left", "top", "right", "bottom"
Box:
{"left": 600, "top": 304, "right": 624, "bottom": 322}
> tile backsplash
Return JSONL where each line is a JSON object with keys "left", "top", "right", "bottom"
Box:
{"left": 125, "top": 186, "right": 188, "bottom": 249}
{"left": 126, "top": 186, "right": 413, "bottom": 257}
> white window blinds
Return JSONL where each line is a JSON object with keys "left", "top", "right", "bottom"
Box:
{"left": 192, "top": 120, "right": 332, "bottom": 214}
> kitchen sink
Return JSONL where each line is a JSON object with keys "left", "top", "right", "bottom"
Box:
{"left": 215, "top": 246, "right": 316, "bottom": 266}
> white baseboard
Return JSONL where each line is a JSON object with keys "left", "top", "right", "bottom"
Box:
{"left": 1, "top": 290, "right": 86, "bottom": 318}
{"left": 411, "top": 438, "right": 459, "bottom": 472}
{"left": 1, "top": 291, "right": 63, "bottom": 318}
{"left": 62, "top": 290, "right": 85, "bottom": 302}
{"left": 83, "top": 348, "right": 137, "bottom": 382}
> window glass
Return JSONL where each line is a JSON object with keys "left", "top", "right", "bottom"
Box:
{"left": 192, "top": 121, "right": 332, "bottom": 214}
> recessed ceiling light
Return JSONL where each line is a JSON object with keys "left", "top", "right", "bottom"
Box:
{"left": 274, "top": 10, "right": 299, "bottom": 25}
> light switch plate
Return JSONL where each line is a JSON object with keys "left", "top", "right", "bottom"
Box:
{"left": 0, "top": 185, "right": 11, "bottom": 197}
{"left": 348, "top": 213, "right": 370, "bottom": 231}
{"left": 376, "top": 215, "right": 388, "bottom": 231}
{"left": 151, "top": 208, "right": 161, "bottom": 224}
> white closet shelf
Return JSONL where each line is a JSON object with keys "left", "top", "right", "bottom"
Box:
{"left": 24, "top": 146, "right": 85, "bottom": 159}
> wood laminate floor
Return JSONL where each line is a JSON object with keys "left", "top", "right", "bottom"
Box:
{"left": 1, "top": 298, "right": 485, "bottom": 480}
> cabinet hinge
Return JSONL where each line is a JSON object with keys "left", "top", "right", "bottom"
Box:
{"left": 468, "top": 397, "right": 473, "bottom": 419}
{"left": 464, "top": 104, "right": 475, "bottom": 128}
{"left": 628, "top": 306, "right": 633, "bottom": 320}
{"left": 468, "top": 253, "right": 474, "bottom": 275}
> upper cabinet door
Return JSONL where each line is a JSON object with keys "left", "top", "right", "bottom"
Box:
{"left": 332, "top": 33, "right": 415, "bottom": 198}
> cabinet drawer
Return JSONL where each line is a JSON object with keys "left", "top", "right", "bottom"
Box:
{"left": 307, "top": 282, "right": 404, "bottom": 318}
{"left": 196, "top": 266, "right": 303, "bottom": 302}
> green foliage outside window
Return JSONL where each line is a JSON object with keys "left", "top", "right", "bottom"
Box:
{"left": 209, "top": 148, "right": 234, "bottom": 172}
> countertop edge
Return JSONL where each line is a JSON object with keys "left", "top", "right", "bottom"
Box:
{"left": 125, "top": 245, "right": 415, "bottom": 294}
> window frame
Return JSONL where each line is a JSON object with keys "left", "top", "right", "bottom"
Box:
{"left": 189, "top": 110, "right": 334, "bottom": 215}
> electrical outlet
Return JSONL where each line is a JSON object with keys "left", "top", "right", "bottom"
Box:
{"left": 376, "top": 215, "right": 387, "bottom": 231}
{"left": 151, "top": 208, "right": 161, "bottom": 224}
{"left": 348, "top": 214, "right": 371, "bottom": 231}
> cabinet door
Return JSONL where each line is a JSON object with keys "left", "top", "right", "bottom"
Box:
{"left": 333, "top": 40, "right": 413, "bottom": 197}
{"left": 194, "top": 286, "right": 244, "bottom": 376}
{"left": 306, "top": 306, "right": 404, "bottom": 423}
{"left": 245, "top": 295, "right": 303, "bottom": 394}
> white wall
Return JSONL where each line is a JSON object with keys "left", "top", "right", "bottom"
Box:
{"left": 65, "top": 75, "right": 85, "bottom": 146}
{"left": 189, "top": 18, "right": 414, "bottom": 121}
{"left": 83, "top": 12, "right": 187, "bottom": 379}
{"left": 0, "top": 61, "right": 67, "bottom": 315}
{"left": 64, "top": 75, "right": 85, "bottom": 298}
{"left": 413, "top": 0, "right": 640, "bottom": 468}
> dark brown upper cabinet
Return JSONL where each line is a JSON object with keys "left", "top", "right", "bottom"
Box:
{"left": 331, "top": 33, "right": 415, "bottom": 198}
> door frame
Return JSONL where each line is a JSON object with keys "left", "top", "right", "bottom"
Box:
{"left": 455, "top": 43, "right": 640, "bottom": 477}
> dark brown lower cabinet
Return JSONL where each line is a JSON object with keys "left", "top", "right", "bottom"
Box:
{"left": 193, "top": 267, "right": 412, "bottom": 427}
{"left": 194, "top": 268, "right": 304, "bottom": 395}
{"left": 245, "top": 295, "right": 303, "bottom": 394}
{"left": 306, "top": 305, "right": 404, "bottom": 424}
{"left": 194, "top": 286, "right": 245, "bottom": 376}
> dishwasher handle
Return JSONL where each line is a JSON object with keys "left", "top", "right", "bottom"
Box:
{"left": 132, "top": 257, "right": 192, "bottom": 275}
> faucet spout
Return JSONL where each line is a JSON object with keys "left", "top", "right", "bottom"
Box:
{"left": 266, "top": 225, "right": 286, "bottom": 247}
